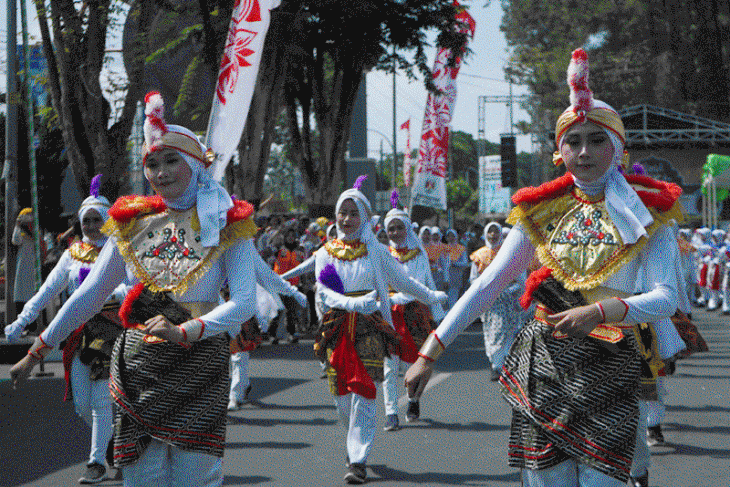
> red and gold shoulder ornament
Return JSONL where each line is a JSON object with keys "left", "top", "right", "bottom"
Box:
{"left": 68, "top": 240, "right": 102, "bottom": 264}
{"left": 507, "top": 173, "right": 683, "bottom": 291}
{"left": 325, "top": 239, "right": 368, "bottom": 261}
{"left": 389, "top": 246, "right": 421, "bottom": 263}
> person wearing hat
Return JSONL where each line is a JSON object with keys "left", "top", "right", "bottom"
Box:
{"left": 314, "top": 178, "right": 446, "bottom": 484}
{"left": 6, "top": 178, "right": 129, "bottom": 484}
{"left": 469, "top": 222, "right": 526, "bottom": 382}
{"left": 406, "top": 49, "right": 686, "bottom": 487}
{"left": 10, "top": 92, "right": 260, "bottom": 487}
{"left": 380, "top": 191, "right": 445, "bottom": 431}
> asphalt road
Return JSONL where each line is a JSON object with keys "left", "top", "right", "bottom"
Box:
{"left": 1, "top": 307, "right": 728, "bottom": 487}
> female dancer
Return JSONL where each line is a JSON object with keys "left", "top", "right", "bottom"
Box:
{"left": 314, "top": 178, "right": 446, "bottom": 484}
{"left": 10, "top": 92, "right": 259, "bottom": 487}
{"left": 442, "top": 229, "right": 470, "bottom": 310}
{"left": 381, "top": 192, "right": 445, "bottom": 430}
{"left": 406, "top": 49, "right": 685, "bottom": 486}
{"left": 469, "top": 222, "right": 525, "bottom": 381}
{"left": 5, "top": 180, "right": 127, "bottom": 484}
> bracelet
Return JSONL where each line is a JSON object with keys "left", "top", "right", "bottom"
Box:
{"left": 27, "top": 336, "right": 51, "bottom": 359}
{"left": 595, "top": 302, "right": 606, "bottom": 323}
{"left": 418, "top": 332, "right": 445, "bottom": 362}
{"left": 178, "top": 326, "right": 188, "bottom": 342}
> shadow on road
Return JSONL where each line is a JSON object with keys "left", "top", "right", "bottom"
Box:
{"left": 369, "top": 464, "right": 520, "bottom": 484}
{"left": 1, "top": 377, "right": 89, "bottom": 487}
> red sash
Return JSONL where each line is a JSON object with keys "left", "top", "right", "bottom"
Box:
{"left": 329, "top": 312, "right": 376, "bottom": 399}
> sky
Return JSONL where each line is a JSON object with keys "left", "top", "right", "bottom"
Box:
{"left": 1, "top": 1, "right": 530, "bottom": 153}
{"left": 365, "top": 1, "right": 531, "bottom": 159}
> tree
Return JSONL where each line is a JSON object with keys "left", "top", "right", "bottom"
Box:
{"left": 501, "top": 0, "right": 730, "bottom": 155}
{"left": 32, "top": 0, "right": 154, "bottom": 199}
{"left": 282, "top": 1, "right": 471, "bottom": 208}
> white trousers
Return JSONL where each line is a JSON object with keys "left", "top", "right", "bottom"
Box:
{"left": 647, "top": 377, "right": 666, "bottom": 428}
{"left": 382, "top": 355, "right": 408, "bottom": 416}
{"left": 122, "top": 439, "right": 222, "bottom": 487}
{"left": 70, "top": 356, "right": 113, "bottom": 466}
{"left": 334, "top": 393, "right": 376, "bottom": 465}
{"left": 630, "top": 400, "right": 650, "bottom": 478}
{"left": 520, "top": 459, "right": 624, "bottom": 487}
{"left": 229, "top": 351, "right": 250, "bottom": 402}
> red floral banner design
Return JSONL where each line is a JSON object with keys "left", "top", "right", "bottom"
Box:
{"left": 400, "top": 119, "right": 412, "bottom": 187}
{"left": 205, "top": 0, "right": 281, "bottom": 181}
{"left": 410, "top": 1, "right": 475, "bottom": 210}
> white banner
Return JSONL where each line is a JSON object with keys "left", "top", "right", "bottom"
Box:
{"left": 479, "top": 155, "right": 511, "bottom": 214}
{"left": 205, "top": 0, "right": 281, "bottom": 181}
{"left": 410, "top": 2, "right": 475, "bottom": 210}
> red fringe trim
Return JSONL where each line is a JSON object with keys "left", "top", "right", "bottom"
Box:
{"left": 512, "top": 173, "right": 574, "bottom": 206}
{"left": 519, "top": 266, "right": 553, "bottom": 309}
{"left": 625, "top": 174, "right": 682, "bottom": 212}
{"left": 226, "top": 199, "right": 254, "bottom": 224}
{"left": 108, "top": 195, "right": 167, "bottom": 223}
{"left": 119, "top": 282, "right": 146, "bottom": 329}
{"left": 512, "top": 173, "right": 682, "bottom": 213}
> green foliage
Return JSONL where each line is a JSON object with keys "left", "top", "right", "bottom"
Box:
{"left": 501, "top": 0, "right": 730, "bottom": 152}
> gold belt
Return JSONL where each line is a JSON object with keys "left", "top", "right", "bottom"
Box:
{"left": 534, "top": 304, "right": 625, "bottom": 345}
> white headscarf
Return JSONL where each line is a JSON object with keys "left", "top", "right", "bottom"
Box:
{"left": 418, "top": 226, "right": 431, "bottom": 243}
{"left": 431, "top": 226, "right": 443, "bottom": 243}
{"left": 77, "top": 176, "right": 111, "bottom": 247}
{"left": 335, "top": 187, "right": 393, "bottom": 324}
{"left": 384, "top": 207, "right": 444, "bottom": 320}
{"left": 483, "top": 222, "right": 503, "bottom": 250}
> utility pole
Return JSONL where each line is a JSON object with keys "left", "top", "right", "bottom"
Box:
{"left": 391, "top": 47, "right": 397, "bottom": 189}
{"left": 4, "top": 0, "right": 19, "bottom": 322}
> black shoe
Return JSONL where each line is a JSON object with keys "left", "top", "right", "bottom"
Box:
{"left": 490, "top": 369, "right": 501, "bottom": 381}
{"left": 344, "top": 463, "right": 367, "bottom": 484}
{"left": 289, "top": 335, "right": 299, "bottom": 344}
{"left": 271, "top": 337, "right": 279, "bottom": 345}
{"left": 383, "top": 414, "right": 400, "bottom": 431}
{"left": 647, "top": 425, "right": 665, "bottom": 446}
{"left": 406, "top": 400, "right": 420, "bottom": 422}
{"left": 79, "top": 463, "right": 106, "bottom": 484}
{"left": 630, "top": 471, "right": 648, "bottom": 487}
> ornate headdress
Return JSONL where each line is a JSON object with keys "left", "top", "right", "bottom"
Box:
{"left": 553, "top": 49, "right": 627, "bottom": 167}
{"left": 78, "top": 174, "right": 111, "bottom": 223}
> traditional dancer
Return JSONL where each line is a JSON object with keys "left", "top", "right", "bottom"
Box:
{"left": 694, "top": 228, "right": 711, "bottom": 306}
{"left": 314, "top": 177, "right": 446, "bottom": 484}
{"left": 228, "top": 254, "right": 307, "bottom": 410}
{"left": 705, "top": 229, "right": 726, "bottom": 310}
{"left": 406, "top": 49, "right": 685, "bottom": 486}
{"left": 443, "top": 229, "right": 470, "bottom": 310}
{"left": 381, "top": 192, "right": 445, "bottom": 431}
{"left": 469, "top": 222, "right": 525, "bottom": 381}
{"left": 426, "top": 227, "right": 447, "bottom": 291}
{"left": 10, "top": 92, "right": 260, "bottom": 487}
{"left": 5, "top": 179, "right": 128, "bottom": 484}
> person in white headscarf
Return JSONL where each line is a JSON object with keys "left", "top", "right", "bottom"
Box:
{"left": 313, "top": 177, "right": 446, "bottom": 484}
{"left": 442, "top": 229, "right": 470, "bottom": 310}
{"left": 693, "top": 228, "right": 711, "bottom": 306}
{"left": 468, "top": 222, "right": 526, "bottom": 381}
{"left": 705, "top": 229, "right": 726, "bottom": 310}
{"left": 6, "top": 177, "right": 130, "bottom": 483}
{"left": 10, "top": 92, "right": 260, "bottom": 487}
{"left": 380, "top": 192, "right": 445, "bottom": 431}
{"left": 406, "top": 49, "right": 686, "bottom": 487}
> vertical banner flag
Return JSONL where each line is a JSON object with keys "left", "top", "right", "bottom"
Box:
{"left": 410, "top": 1, "right": 475, "bottom": 210}
{"left": 400, "top": 119, "right": 412, "bottom": 187}
{"left": 205, "top": 0, "right": 281, "bottom": 181}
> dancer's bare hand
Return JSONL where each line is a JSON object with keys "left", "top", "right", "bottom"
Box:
{"left": 143, "top": 314, "right": 184, "bottom": 342}
{"left": 405, "top": 357, "right": 433, "bottom": 399}
{"left": 9, "top": 355, "right": 39, "bottom": 389}
{"left": 548, "top": 304, "right": 602, "bottom": 337}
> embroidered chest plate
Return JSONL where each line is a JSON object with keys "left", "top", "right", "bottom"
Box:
{"left": 513, "top": 189, "right": 645, "bottom": 290}
{"left": 389, "top": 247, "right": 420, "bottom": 263}
{"left": 68, "top": 241, "right": 101, "bottom": 264}
{"left": 124, "top": 209, "right": 211, "bottom": 292}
